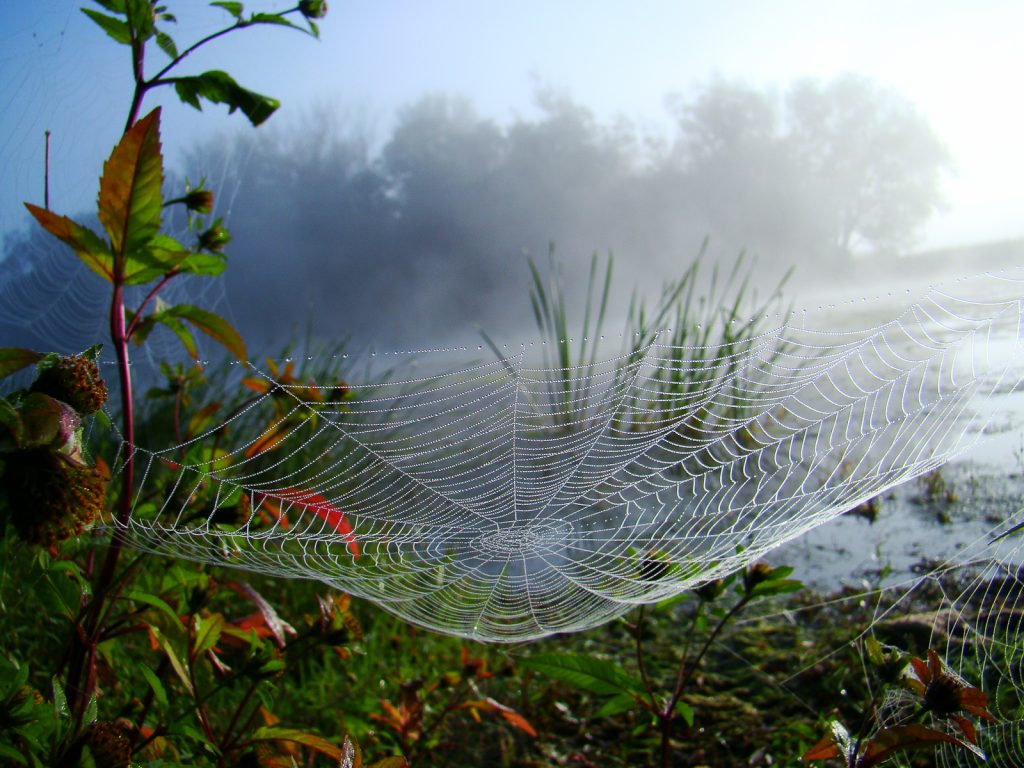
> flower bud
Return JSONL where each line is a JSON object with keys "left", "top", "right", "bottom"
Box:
{"left": 183, "top": 188, "right": 214, "bottom": 214}
{"left": 299, "top": 0, "right": 328, "bottom": 19}
{"left": 694, "top": 577, "right": 726, "bottom": 602}
{"left": 199, "top": 223, "right": 231, "bottom": 252}
{"left": 743, "top": 562, "right": 774, "bottom": 593}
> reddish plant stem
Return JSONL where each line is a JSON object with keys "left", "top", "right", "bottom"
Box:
{"left": 126, "top": 271, "right": 178, "bottom": 338}
{"left": 66, "top": 282, "right": 136, "bottom": 726}
{"left": 659, "top": 595, "right": 750, "bottom": 768}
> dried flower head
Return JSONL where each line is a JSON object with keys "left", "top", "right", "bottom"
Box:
{"left": 31, "top": 354, "right": 107, "bottom": 415}
{"left": 4, "top": 449, "right": 108, "bottom": 546}
{"left": 83, "top": 721, "right": 131, "bottom": 768}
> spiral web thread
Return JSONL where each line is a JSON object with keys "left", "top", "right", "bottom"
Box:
{"left": 100, "top": 269, "right": 1024, "bottom": 652}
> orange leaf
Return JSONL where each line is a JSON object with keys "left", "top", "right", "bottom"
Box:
{"left": 802, "top": 732, "right": 841, "bottom": 761}
{"left": 98, "top": 107, "right": 164, "bottom": 260}
{"left": 245, "top": 421, "right": 292, "bottom": 458}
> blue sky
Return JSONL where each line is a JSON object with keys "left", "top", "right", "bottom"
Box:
{"left": 3, "top": 1, "right": 1024, "bottom": 250}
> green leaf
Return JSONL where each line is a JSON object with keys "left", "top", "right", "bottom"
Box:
{"left": 128, "top": 313, "right": 156, "bottom": 345}
{"left": 81, "top": 8, "right": 132, "bottom": 44}
{"left": 173, "top": 70, "right": 279, "bottom": 126}
{"left": 594, "top": 692, "right": 638, "bottom": 718}
{"left": 247, "top": 12, "right": 305, "bottom": 33}
{"left": 127, "top": 590, "right": 180, "bottom": 626}
{"left": 210, "top": 1, "right": 244, "bottom": 18}
{"left": 92, "top": 0, "right": 127, "bottom": 13}
{"left": 177, "top": 251, "right": 227, "bottom": 277}
{"left": 518, "top": 654, "right": 646, "bottom": 697}
{"left": 157, "top": 315, "right": 199, "bottom": 359}
{"left": 98, "top": 107, "right": 164, "bottom": 265}
{"left": 126, "top": 0, "right": 156, "bottom": 40}
{"left": 51, "top": 676, "right": 68, "bottom": 719}
{"left": 0, "top": 398, "right": 22, "bottom": 450}
{"left": 140, "top": 664, "right": 168, "bottom": 707}
{"left": 83, "top": 693, "right": 98, "bottom": 726}
{"left": 164, "top": 304, "right": 247, "bottom": 361}
{"left": 155, "top": 30, "right": 178, "bottom": 59}
{"left": 17, "top": 393, "right": 67, "bottom": 449}
{"left": 0, "top": 744, "right": 28, "bottom": 765}
{"left": 24, "top": 205, "right": 114, "bottom": 281}
{"left": 748, "top": 578, "right": 804, "bottom": 599}
{"left": 0, "top": 348, "right": 43, "bottom": 379}
{"left": 675, "top": 700, "right": 695, "bottom": 727}
{"left": 191, "top": 613, "right": 224, "bottom": 659}
{"left": 149, "top": 625, "right": 194, "bottom": 696}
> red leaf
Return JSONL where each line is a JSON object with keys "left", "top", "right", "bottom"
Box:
{"left": 256, "top": 488, "right": 359, "bottom": 558}
{"left": 858, "top": 724, "right": 965, "bottom": 768}
{"left": 224, "top": 580, "right": 296, "bottom": 650}
{"left": 802, "top": 732, "right": 842, "bottom": 761}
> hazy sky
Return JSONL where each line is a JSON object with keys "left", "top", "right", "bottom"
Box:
{"left": 2, "top": 1, "right": 1023, "bottom": 250}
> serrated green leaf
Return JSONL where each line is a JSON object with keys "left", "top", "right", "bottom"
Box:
{"left": 164, "top": 304, "right": 247, "bottom": 361}
{"left": 24, "top": 205, "right": 114, "bottom": 281}
{"left": 173, "top": 70, "right": 279, "bottom": 126}
{"left": 210, "top": 1, "right": 243, "bottom": 18}
{"left": 98, "top": 107, "right": 164, "bottom": 265}
{"left": 156, "top": 29, "right": 178, "bottom": 59}
{"left": 518, "top": 654, "right": 645, "bottom": 697}
{"left": 81, "top": 8, "right": 132, "bottom": 44}
{"left": 0, "top": 348, "right": 43, "bottom": 379}
{"left": 122, "top": 234, "right": 196, "bottom": 284}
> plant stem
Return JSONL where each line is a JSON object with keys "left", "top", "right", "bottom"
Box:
{"left": 659, "top": 595, "right": 750, "bottom": 768}
{"left": 634, "top": 606, "right": 657, "bottom": 710}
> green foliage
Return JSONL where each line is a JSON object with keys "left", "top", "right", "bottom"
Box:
{"left": 520, "top": 559, "right": 804, "bottom": 767}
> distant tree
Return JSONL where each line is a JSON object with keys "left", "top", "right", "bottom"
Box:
{"left": 676, "top": 74, "right": 953, "bottom": 258}
{"left": 785, "top": 74, "right": 952, "bottom": 256}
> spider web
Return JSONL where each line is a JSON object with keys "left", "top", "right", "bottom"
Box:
{"left": 106, "top": 268, "right": 1024, "bottom": 644}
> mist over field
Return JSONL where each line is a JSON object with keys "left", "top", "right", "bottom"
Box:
{"left": 0, "top": 73, "right": 1007, "bottom": 354}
